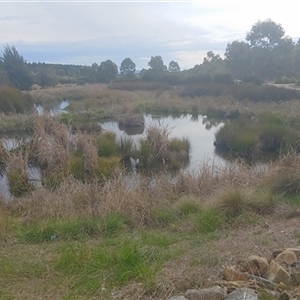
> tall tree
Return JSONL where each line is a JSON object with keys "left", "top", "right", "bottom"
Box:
{"left": 96, "top": 60, "right": 118, "bottom": 83}
{"left": 0, "top": 45, "right": 33, "bottom": 90}
{"left": 225, "top": 41, "right": 252, "bottom": 79}
{"left": 246, "top": 19, "right": 285, "bottom": 50}
{"left": 148, "top": 56, "right": 166, "bottom": 74}
{"left": 168, "top": 61, "right": 180, "bottom": 72}
{"left": 120, "top": 57, "right": 136, "bottom": 77}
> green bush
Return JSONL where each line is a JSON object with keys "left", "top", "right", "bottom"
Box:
{"left": 7, "top": 170, "right": 35, "bottom": 197}
{"left": 96, "top": 131, "right": 119, "bottom": 157}
{"left": 0, "top": 86, "right": 33, "bottom": 114}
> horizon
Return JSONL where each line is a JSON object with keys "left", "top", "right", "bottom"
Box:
{"left": 1, "top": 1, "right": 299, "bottom": 70}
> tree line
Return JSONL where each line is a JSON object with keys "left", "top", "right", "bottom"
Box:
{"left": 0, "top": 19, "right": 299, "bottom": 91}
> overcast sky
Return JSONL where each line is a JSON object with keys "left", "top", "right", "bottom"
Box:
{"left": 0, "top": 1, "right": 299, "bottom": 70}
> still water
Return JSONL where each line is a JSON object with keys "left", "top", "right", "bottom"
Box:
{"left": 0, "top": 112, "right": 225, "bottom": 199}
{"left": 100, "top": 113, "right": 225, "bottom": 171}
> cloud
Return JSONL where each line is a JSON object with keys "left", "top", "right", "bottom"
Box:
{"left": 0, "top": 1, "right": 299, "bottom": 69}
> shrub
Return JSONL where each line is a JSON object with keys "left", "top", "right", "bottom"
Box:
{"left": 8, "top": 170, "right": 35, "bottom": 197}
{"left": 96, "top": 131, "right": 119, "bottom": 157}
{"left": 94, "top": 156, "right": 121, "bottom": 179}
{"left": 0, "top": 86, "right": 33, "bottom": 114}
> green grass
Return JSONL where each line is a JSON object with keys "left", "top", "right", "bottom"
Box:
{"left": 17, "top": 214, "right": 129, "bottom": 243}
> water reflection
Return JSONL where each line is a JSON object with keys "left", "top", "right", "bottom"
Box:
{"left": 101, "top": 113, "right": 225, "bottom": 171}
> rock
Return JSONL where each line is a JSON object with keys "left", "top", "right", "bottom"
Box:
{"left": 265, "top": 260, "right": 290, "bottom": 285}
{"left": 185, "top": 286, "right": 225, "bottom": 300}
{"left": 168, "top": 297, "right": 188, "bottom": 300}
{"left": 275, "top": 249, "right": 298, "bottom": 265}
{"left": 226, "top": 288, "right": 258, "bottom": 300}
{"left": 248, "top": 274, "right": 278, "bottom": 290}
{"left": 273, "top": 249, "right": 284, "bottom": 258}
{"left": 222, "top": 267, "right": 249, "bottom": 281}
{"left": 286, "top": 247, "right": 300, "bottom": 258}
{"left": 247, "top": 255, "right": 269, "bottom": 276}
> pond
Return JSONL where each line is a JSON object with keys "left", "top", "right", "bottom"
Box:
{"left": 100, "top": 113, "right": 226, "bottom": 171}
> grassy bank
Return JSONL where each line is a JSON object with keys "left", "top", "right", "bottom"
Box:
{"left": 1, "top": 151, "right": 300, "bottom": 298}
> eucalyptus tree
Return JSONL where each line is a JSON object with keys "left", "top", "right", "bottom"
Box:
{"left": 120, "top": 57, "right": 136, "bottom": 77}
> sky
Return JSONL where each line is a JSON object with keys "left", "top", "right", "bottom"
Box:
{"left": 0, "top": 1, "right": 299, "bottom": 71}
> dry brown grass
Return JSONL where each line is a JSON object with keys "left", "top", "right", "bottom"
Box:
{"left": 2, "top": 153, "right": 283, "bottom": 225}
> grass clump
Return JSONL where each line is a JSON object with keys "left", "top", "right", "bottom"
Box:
{"left": 18, "top": 214, "right": 128, "bottom": 243}
{"left": 7, "top": 151, "right": 35, "bottom": 197}
{"left": 55, "top": 237, "right": 166, "bottom": 297}
{"left": 96, "top": 131, "right": 120, "bottom": 157}
{"left": 136, "top": 126, "right": 190, "bottom": 169}
{"left": 0, "top": 86, "right": 34, "bottom": 114}
{"left": 94, "top": 156, "right": 122, "bottom": 179}
{"left": 215, "top": 186, "right": 248, "bottom": 218}
{"left": 174, "top": 196, "right": 202, "bottom": 217}
{"left": 194, "top": 209, "right": 226, "bottom": 234}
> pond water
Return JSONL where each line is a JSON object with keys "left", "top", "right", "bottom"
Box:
{"left": 0, "top": 112, "right": 225, "bottom": 199}
{"left": 100, "top": 113, "right": 225, "bottom": 171}
{"left": 34, "top": 100, "right": 69, "bottom": 116}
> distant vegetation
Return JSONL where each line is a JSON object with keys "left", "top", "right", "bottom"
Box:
{"left": 0, "top": 19, "right": 300, "bottom": 91}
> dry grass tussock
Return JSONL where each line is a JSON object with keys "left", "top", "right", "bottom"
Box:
{"left": 32, "top": 115, "right": 100, "bottom": 174}
{"left": 10, "top": 172, "right": 176, "bottom": 225}
{"left": 5, "top": 154, "right": 286, "bottom": 225}
{"left": 32, "top": 115, "right": 73, "bottom": 171}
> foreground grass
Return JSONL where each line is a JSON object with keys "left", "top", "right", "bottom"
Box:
{"left": 2, "top": 151, "right": 300, "bottom": 298}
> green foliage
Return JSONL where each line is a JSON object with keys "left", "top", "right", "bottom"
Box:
{"left": 232, "top": 84, "right": 300, "bottom": 102}
{"left": 55, "top": 238, "right": 162, "bottom": 294}
{"left": 174, "top": 197, "right": 202, "bottom": 217}
{"left": 42, "top": 170, "right": 64, "bottom": 190}
{"left": 36, "top": 70, "right": 58, "bottom": 88}
{"left": 136, "top": 139, "right": 153, "bottom": 166}
{"left": 215, "top": 113, "right": 298, "bottom": 156}
{"left": 195, "top": 209, "right": 226, "bottom": 234}
{"left": 18, "top": 214, "right": 127, "bottom": 243}
{"left": 65, "top": 156, "right": 86, "bottom": 181}
{"left": 168, "top": 61, "right": 180, "bottom": 72}
{"left": 214, "top": 120, "right": 258, "bottom": 155}
{"left": 94, "top": 156, "right": 121, "bottom": 179}
{"left": 118, "top": 137, "right": 135, "bottom": 158}
{"left": 0, "top": 86, "right": 34, "bottom": 114}
{"left": 180, "top": 83, "right": 226, "bottom": 98}
{"left": 0, "top": 45, "right": 33, "bottom": 90}
{"left": 151, "top": 208, "right": 177, "bottom": 226}
{"left": 96, "top": 60, "right": 118, "bottom": 83}
{"left": 7, "top": 170, "right": 35, "bottom": 197}
{"left": 120, "top": 57, "right": 136, "bottom": 77}
{"left": 246, "top": 19, "right": 285, "bottom": 49}
{"left": 96, "top": 131, "right": 119, "bottom": 157}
